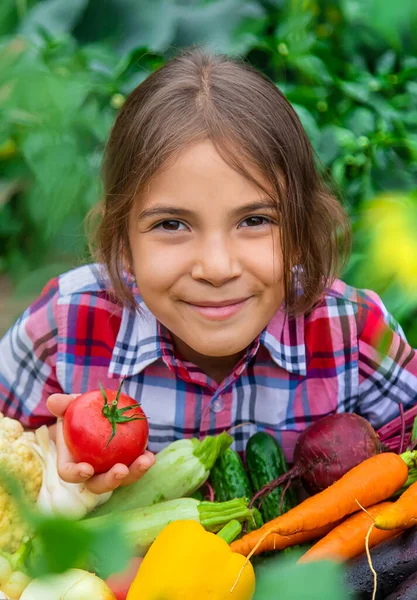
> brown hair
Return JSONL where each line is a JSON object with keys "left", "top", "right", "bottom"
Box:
{"left": 90, "top": 47, "right": 351, "bottom": 315}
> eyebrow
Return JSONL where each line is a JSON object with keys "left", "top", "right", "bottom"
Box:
{"left": 137, "top": 198, "right": 278, "bottom": 220}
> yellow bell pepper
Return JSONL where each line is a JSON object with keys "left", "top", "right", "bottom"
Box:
{"left": 127, "top": 520, "right": 255, "bottom": 600}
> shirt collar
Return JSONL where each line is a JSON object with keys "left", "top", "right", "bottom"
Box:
{"left": 108, "top": 296, "right": 162, "bottom": 378}
{"left": 109, "top": 300, "right": 307, "bottom": 379}
{"left": 261, "top": 309, "right": 307, "bottom": 376}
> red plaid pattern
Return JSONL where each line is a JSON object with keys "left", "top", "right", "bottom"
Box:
{"left": 0, "top": 264, "right": 416, "bottom": 461}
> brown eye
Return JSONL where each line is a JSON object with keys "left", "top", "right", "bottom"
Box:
{"left": 156, "top": 220, "right": 186, "bottom": 231}
{"left": 240, "top": 216, "right": 271, "bottom": 228}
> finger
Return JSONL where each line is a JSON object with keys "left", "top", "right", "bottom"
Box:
{"left": 84, "top": 463, "right": 130, "bottom": 495}
{"left": 120, "top": 450, "right": 156, "bottom": 487}
{"left": 47, "top": 393, "right": 80, "bottom": 418}
{"left": 55, "top": 420, "right": 94, "bottom": 483}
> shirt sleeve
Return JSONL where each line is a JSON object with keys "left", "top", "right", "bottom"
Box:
{"left": 356, "top": 289, "right": 417, "bottom": 429}
{"left": 0, "top": 278, "right": 63, "bottom": 427}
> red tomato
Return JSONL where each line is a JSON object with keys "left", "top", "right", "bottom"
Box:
{"left": 106, "top": 557, "right": 143, "bottom": 600}
{"left": 63, "top": 384, "right": 148, "bottom": 473}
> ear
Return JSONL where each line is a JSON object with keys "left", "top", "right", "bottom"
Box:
{"left": 120, "top": 243, "right": 135, "bottom": 278}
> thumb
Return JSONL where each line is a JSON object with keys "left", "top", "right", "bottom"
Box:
{"left": 46, "top": 393, "right": 81, "bottom": 418}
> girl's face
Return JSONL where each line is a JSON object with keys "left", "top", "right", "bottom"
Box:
{"left": 129, "top": 140, "right": 284, "bottom": 362}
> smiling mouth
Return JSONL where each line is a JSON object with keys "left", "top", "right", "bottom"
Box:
{"left": 184, "top": 298, "right": 251, "bottom": 320}
{"left": 187, "top": 298, "right": 249, "bottom": 308}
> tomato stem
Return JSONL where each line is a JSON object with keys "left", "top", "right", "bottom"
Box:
{"left": 108, "top": 399, "right": 119, "bottom": 418}
{"left": 99, "top": 379, "right": 147, "bottom": 447}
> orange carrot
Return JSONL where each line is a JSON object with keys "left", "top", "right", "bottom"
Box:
{"left": 375, "top": 480, "right": 417, "bottom": 530}
{"left": 298, "top": 502, "right": 403, "bottom": 564}
{"left": 266, "top": 453, "right": 407, "bottom": 537}
{"left": 236, "top": 453, "right": 408, "bottom": 560}
{"left": 231, "top": 522, "right": 338, "bottom": 557}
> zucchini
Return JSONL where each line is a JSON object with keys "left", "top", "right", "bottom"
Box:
{"left": 210, "top": 448, "right": 253, "bottom": 502}
{"left": 246, "top": 431, "right": 296, "bottom": 522}
{"left": 85, "top": 497, "right": 253, "bottom": 557}
{"left": 91, "top": 432, "right": 232, "bottom": 517}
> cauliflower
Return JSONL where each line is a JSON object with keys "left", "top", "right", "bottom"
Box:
{"left": 0, "top": 414, "right": 43, "bottom": 553}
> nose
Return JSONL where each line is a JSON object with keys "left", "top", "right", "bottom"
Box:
{"left": 191, "top": 235, "right": 242, "bottom": 286}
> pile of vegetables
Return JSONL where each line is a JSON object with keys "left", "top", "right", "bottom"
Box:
{"left": 1, "top": 381, "right": 417, "bottom": 600}
{"left": 226, "top": 410, "right": 417, "bottom": 600}
{"left": 0, "top": 385, "right": 253, "bottom": 599}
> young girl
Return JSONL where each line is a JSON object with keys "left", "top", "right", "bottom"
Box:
{"left": 1, "top": 48, "right": 416, "bottom": 496}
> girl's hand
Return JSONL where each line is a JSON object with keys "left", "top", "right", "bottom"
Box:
{"left": 46, "top": 393, "right": 156, "bottom": 495}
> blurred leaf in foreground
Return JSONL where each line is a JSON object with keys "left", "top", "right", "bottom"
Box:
{"left": 0, "top": 468, "right": 132, "bottom": 579}
{"left": 254, "top": 550, "right": 350, "bottom": 600}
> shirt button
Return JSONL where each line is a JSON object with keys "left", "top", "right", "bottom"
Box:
{"left": 211, "top": 398, "right": 225, "bottom": 413}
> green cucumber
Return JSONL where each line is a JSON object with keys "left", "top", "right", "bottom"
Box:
{"left": 246, "top": 431, "right": 296, "bottom": 522}
{"left": 210, "top": 447, "right": 254, "bottom": 503}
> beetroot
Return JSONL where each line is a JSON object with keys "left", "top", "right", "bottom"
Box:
{"left": 250, "top": 413, "right": 381, "bottom": 507}
{"left": 294, "top": 413, "right": 381, "bottom": 494}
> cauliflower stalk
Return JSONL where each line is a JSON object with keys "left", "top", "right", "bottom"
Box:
{"left": 0, "top": 414, "right": 42, "bottom": 554}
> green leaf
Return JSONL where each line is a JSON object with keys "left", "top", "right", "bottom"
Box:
{"left": 0, "top": 179, "right": 24, "bottom": 208}
{"left": 293, "top": 55, "right": 332, "bottom": 85}
{"left": 74, "top": 0, "right": 177, "bottom": 55}
{"left": 275, "top": 9, "right": 315, "bottom": 57}
{"left": 339, "top": 81, "right": 370, "bottom": 104}
{"left": 21, "top": 130, "right": 92, "bottom": 234}
{"left": 119, "top": 0, "right": 177, "bottom": 55}
{"left": 346, "top": 108, "right": 376, "bottom": 136}
{"left": 376, "top": 50, "right": 396, "bottom": 75}
{"left": 28, "top": 513, "right": 133, "bottom": 579}
{"left": 254, "top": 554, "right": 350, "bottom": 600}
{"left": 318, "top": 126, "right": 357, "bottom": 165}
{"left": 371, "top": 97, "right": 401, "bottom": 122}
{"left": 292, "top": 104, "right": 320, "bottom": 149}
{"left": 29, "top": 518, "right": 92, "bottom": 576}
{"left": 19, "top": 0, "right": 88, "bottom": 37}
{"left": 6, "top": 68, "right": 89, "bottom": 123}
{"left": 174, "top": 0, "right": 266, "bottom": 56}
{"left": 406, "top": 81, "right": 417, "bottom": 97}
{"left": 330, "top": 158, "right": 346, "bottom": 186}
{"left": 367, "top": 0, "right": 417, "bottom": 50}
{"left": 0, "top": 0, "right": 19, "bottom": 36}
{"left": 85, "top": 519, "right": 132, "bottom": 579}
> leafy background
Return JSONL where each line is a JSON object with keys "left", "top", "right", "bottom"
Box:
{"left": 1, "top": 1, "right": 416, "bottom": 596}
{"left": 1, "top": 0, "right": 417, "bottom": 347}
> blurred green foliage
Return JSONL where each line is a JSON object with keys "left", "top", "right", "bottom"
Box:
{"left": 254, "top": 551, "right": 350, "bottom": 600}
{"left": 1, "top": 0, "right": 417, "bottom": 344}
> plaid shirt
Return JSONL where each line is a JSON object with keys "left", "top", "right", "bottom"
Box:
{"left": 0, "top": 264, "right": 416, "bottom": 461}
